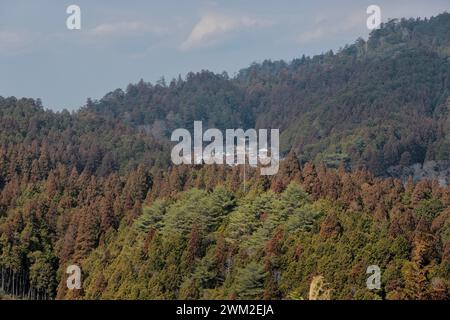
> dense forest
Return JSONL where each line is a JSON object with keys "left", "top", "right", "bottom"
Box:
{"left": 0, "top": 13, "right": 449, "bottom": 300}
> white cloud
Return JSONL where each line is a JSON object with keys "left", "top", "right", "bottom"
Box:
{"left": 0, "top": 31, "right": 29, "bottom": 54}
{"left": 89, "top": 21, "right": 168, "bottom": 37}
{"left": 296, "top": 11, "right": 365, "bottom": 44}
{"left": 296, "top": 27, "right": 327, "bottom": 43}
{"left": 181, "top": 12, "right": 270, "bottom": 50}
{"left": 295, "top": 3, "right": 448, "bottom": 45}
{"left": 0, "top": 31, "right": 25, "bottom": 46}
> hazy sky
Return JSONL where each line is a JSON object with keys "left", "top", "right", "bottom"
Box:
{"left": 0, "top": 0, "right": 448, "bottom": 110}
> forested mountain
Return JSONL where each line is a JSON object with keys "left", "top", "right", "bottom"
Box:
{"left": 88, "top": 13, "right": 450, "bottom": 177}
{"left": 0, "top": 13, "right": 449, "bottom": 300}
{"left": 61, "top": 161, "right": 450, "bottom": 300}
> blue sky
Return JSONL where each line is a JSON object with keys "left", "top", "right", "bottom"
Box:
{"left": 0, "top": 0, "right": 448, "bottom": 110}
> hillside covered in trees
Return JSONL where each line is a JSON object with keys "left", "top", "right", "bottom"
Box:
{"left": 0, "top": 13, "right": 449, "bottom": 300}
